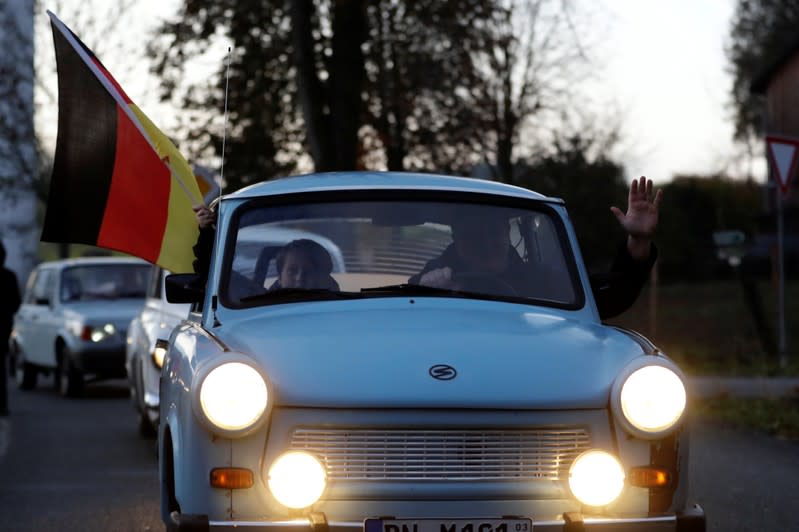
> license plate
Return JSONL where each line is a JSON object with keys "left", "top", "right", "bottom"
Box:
{"left": 364, "top": 518, "right": 532, "bottom": 532}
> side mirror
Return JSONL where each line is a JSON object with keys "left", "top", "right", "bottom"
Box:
{"left": 165, "top": 273, "right": 205, "bottom": 304}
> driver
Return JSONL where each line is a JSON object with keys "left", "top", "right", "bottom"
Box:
{"left": 409, "top": 176, "right": 662, "bottom": 320}
{"left": 408, "top": 215, "right": 519, "bottom": 290}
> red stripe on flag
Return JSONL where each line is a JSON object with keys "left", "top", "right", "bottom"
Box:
{"left": 97, "top": 106, "right": 170, "bottom": 261}
{"left": 90, "top": 56, "right": 132, "bottom": 103}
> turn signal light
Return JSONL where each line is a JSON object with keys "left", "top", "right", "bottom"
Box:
{"left": 628, "top": 466, "right": 671, "bottom": 488}
{"left": 210, "top": 467, "right": 254, "bottom": 489}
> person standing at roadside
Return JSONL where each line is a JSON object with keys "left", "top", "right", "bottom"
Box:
{"left": 0, "top": 241, "right": 21, "bottom": 416}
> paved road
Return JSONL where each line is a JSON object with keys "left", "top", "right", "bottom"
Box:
{"left": 0, "top": 375, "right": 161, "bottom": 532}
{"left": 689, "top": 415, "right": 799, "bottom": 532}
{"left": 1, "top": 375, "right": 798, "bottom": 532}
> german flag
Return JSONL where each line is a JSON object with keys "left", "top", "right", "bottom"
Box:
{"left": 42, "top": 12, "right": 203, "bottom": 273}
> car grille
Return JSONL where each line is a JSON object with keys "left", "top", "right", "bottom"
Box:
{"left": 289, "top": 428, "right": 591, "bottom": 481}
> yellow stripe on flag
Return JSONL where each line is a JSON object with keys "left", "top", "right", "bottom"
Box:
{"left": 128, "top": 104, "right": 203, "bottom": 272}
{"left": 158, "top": 180, "right": 201, "bottom": 273}
{"left": 129, "top": 105, "right": 202, "bottom": 204}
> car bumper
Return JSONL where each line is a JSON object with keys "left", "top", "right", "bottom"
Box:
{"left": 168, "top": 505, "right": 705, "bottom": 532}
{"left": 71, "top": 344, "right": 127, "bottom": 376}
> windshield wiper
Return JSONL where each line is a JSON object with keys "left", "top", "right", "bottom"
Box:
{"left": 239, "top": 288, "right": 360, "bottom": 303}
{"left": 360, "top": 283, "right": 464, "bottom": 296}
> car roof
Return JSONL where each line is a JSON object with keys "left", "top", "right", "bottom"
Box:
{"left": 225, "top": 171, "right": 562, "bottom": 203}
{"left": 36, "top": 256, "right": 150, "bottom": 270}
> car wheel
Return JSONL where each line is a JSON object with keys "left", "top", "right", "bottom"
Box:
{"left": 135, "top": 358, "right": 157, "bottom": 438}
{"left": 137, "top": 409, "right": 157, "bottom": 438}
{"left": 59, "top": 350, "right": 85, "bottom": 398}
{"left": 15, "top": 351, "right": 37, "bottom": 390}
{"left": 7, "top": 348, "right": 15, "bottom": 378}
{"left": 52, "top": 354, "right": 63, "bottom": 391}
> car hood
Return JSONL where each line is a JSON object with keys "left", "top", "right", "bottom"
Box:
{"left": 216, "top": 301, "right": 649, "bottom": 409}
{"left": 63, "top": 299, "right": 145, "bottom": 328}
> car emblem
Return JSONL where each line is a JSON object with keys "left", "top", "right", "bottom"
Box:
{"left": 429, "top": 364, "right": 457, "bottom": 381}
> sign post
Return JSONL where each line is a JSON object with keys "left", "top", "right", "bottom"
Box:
{"left": 765, "top": 134, "right": 799, "bottom": 367}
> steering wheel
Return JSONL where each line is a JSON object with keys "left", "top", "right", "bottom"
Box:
{"left": 452, "top": 272, "right": 518, "bottom": 297}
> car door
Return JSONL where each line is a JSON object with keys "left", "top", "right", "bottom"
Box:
{"left": 13, "top": 267, "right": 40, "bottom": 363}
{"left": 22, "top": 267, "right": 59, "bottom": 368}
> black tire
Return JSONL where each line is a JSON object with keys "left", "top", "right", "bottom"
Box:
{"left": 58, "top": 349, "right": 84, "bottom": 398}
{"left": 15, "top": 351, "right": 37, "bottom": 390}
{"left": 137, "top": 409, "right": 157, "bottom": 438}
{"left": 132, "top": 357, "right": 156, "bottom": 438}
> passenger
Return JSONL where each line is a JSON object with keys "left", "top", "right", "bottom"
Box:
{"left": 270, "top": 239, "right": 340, "bottom": 291}
{"left": 410, "top": 176, "right": 662, "bottom": 319}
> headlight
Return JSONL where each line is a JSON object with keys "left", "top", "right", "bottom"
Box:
{"left": 268, "top": 451, "right": 326, "bottom": 509}
{"left": 151, "top": 340, "right": 168, "bottom": 369}
{"left": 568, "top": 450, "right": 625, "bottom": 507}
{"left": 611, "top": 359, "right": 686, "bottom": 439}
{"left": 194, "top": 360, "right": 269, "bottom": 436}
{"left": 73, "top": 322, "right": 116, "bottom": 342}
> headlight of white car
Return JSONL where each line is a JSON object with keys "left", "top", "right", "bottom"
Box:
{"left": 568, "top": 449, "right": 625, "bottom": 507}
{"left": 151, "top": 339, "right": 168, "bottom": 369}
{"left": 88, "top": 323, "right": 117, "bottom": 342}
{"left": 267, "top": 451, "right": 327, "bottom": 509}
{"left": 68, "top": 320, "right": 117, "bottom": 342}
{"left": 610, "top": 357, "right": 687, "bottom": 439}
{"left": 192, "top": 355, "right": 270, "bottom": 438}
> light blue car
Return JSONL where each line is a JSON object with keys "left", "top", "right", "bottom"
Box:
{"left": 159, "top": 172, "right": 705, "bottom": 531}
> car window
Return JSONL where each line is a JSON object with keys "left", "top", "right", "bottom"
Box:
{"left": 146, "top": 266, "right": 163, "bottom": 299}
{"left": 28, "top": 269, "right": 54, "bottom": 305}
{"left": 220, "top": 198, "right": 580, "bottom": 309}
{"left": 60, "top": 264, "right": 151, "bottom": 302}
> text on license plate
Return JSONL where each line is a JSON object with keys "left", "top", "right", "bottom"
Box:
{"left": 364, "top": 518, "right": 532, "bottom": 532}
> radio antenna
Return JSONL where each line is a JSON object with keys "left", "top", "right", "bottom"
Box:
{"left": 218, "top": 46, "right": 232, "bottom": 203}
{"left": 209, "top": 47, "right": 232, "bottom": 329}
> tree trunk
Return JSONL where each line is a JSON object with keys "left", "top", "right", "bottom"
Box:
{"left": 290, "top": 0, "right": 334, "bottom": 171}
{"left": 330, "top": 0, "right": 367, "bottom": 171}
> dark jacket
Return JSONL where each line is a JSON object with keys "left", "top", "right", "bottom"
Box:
{"left": 410, "top": 241, "right": 657, "bottom": 320}
{"left": 1, "top": 267, "right": 21, "bottom": 346}
{"left": 192, "top": 227, "right": 215, "bottom": 281}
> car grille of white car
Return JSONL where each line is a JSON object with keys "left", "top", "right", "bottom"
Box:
{"left": 289, "top": 428, "right": 591, "bottom": 481}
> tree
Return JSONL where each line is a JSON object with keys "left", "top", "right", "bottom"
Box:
{"left": 657, "top": 175, "right": 761, "bottom": 281}
{"left": 361, "top": 0, "right": 498, "bottom": 174}
{"left": 465, "top": 0, "right": 592, "bottom": 184}
{"left": 149, "top": 0, "right": 603, "bottom": 190}
{"left": 149, "top": 0, "right": 506, "bottom": 189}
{"left": 0, "top": 0, "right": 37, "bottom": 193}
{"left": 513, "top": 116, "right": 627, "bottom": 270}
{"left": 727, "top": 0, "right": 799, "bottom": 142}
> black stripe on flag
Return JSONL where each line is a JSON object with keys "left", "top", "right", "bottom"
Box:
{"left": 41, "top": 24, "right": 117, "bottom": 244}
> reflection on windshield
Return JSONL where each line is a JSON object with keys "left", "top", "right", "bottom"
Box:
{"left": 61, "top": 265, "right": 150, "bottom": 302}
{"left": 222, "top": 200, "right": 578, "bottom": 308}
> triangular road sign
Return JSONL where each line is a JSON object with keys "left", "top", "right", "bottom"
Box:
{"left": 766, "top": 134, "right": 799, "bottom": 195}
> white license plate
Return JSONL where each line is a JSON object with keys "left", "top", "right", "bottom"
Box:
{"left": 364, "top": 518, "right": 532, "bottom": 532}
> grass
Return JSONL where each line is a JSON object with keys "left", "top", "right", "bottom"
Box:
{"left": 694, "top": 397, "right": 799, "bottom": 440}
{"left": 606, "top": 278, "right": 799, "bottom": 376}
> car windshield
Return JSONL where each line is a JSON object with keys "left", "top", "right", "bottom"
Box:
{"left": 60, "top": 264, "right": 150, "bottom": 302}
{"left": 220, "top": 198, "right": 581, "bottom": 308}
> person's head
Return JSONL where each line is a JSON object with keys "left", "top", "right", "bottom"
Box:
{"left": 451, "top": 214, "right": 510, "bottom": 273}
{"left": 275, "top": 239, "right": 334, "bottom": 289}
